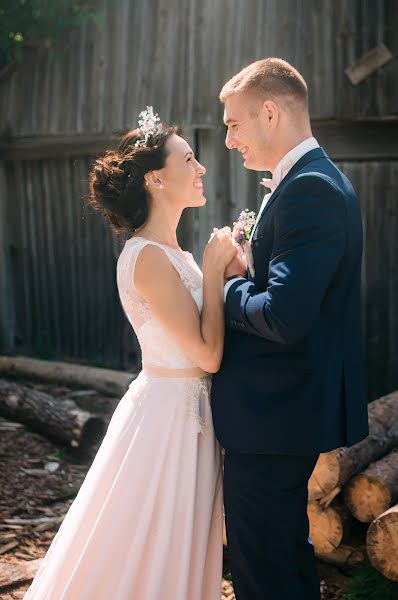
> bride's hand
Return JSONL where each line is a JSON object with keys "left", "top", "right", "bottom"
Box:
{"left": 203, "top": 227, "right": 237, "bottom": 271}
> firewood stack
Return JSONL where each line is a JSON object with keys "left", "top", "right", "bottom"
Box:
{"left": 307, "top": 391, "right": 398, "bottom": 581}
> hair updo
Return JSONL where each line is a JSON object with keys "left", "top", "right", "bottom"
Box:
{"left": 88, "top": 125, "right": 177, "bottom": 233}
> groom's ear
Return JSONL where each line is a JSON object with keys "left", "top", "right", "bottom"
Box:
{"left": 263, "top": 100, "right": 278, "bottom": 127}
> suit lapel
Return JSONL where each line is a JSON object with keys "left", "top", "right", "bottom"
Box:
{"left": 254, "top": 147, "right": 328, "bottom": 233}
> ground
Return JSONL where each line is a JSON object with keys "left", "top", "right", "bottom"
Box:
{"left": 0, "top": 379, "right": 349, "bottom": 599}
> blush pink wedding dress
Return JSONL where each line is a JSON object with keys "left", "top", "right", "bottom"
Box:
{"left": 24, "top": 237, "right": 223, "bottom": 600}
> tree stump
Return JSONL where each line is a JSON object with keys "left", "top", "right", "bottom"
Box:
{"left": 367, "top": 503, "right": 398, "bottom": 581}
{"left": 344, "top": 448, "right": 398, "bottom": 522}
{"left": 308, "top": 391, "right": 398, "bottom": 500}
{"left": 0, "top": 379, "right": 105, "bottom": 449}
{"left": 307, "top": 500, "right": 351, "bottom": 554}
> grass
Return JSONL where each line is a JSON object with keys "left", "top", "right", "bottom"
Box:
{"left": 342, "top": 560, "right": 398, "bottom": 600}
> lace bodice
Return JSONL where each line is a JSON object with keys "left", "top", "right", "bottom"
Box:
{"left": 117, "top": 237, "right": 204, "bottom": 369}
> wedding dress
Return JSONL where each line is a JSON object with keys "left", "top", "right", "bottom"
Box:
{"left": 24, "top": 236, "right": 223, "bottom": 600}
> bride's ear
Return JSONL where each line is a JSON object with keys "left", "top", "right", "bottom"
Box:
{"left": 145, "top": 171, "right": 164, "bottom": 189}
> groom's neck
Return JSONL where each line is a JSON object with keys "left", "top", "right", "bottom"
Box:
{"left": 270, "top": 126, "right": 313, "bottom": 172}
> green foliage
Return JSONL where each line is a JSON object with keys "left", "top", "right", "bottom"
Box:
{"left": 0, "top": 0, "right": 117, "bottom": 72}
{"left": 342, "top": 560, "right": 398, "bottom": 600}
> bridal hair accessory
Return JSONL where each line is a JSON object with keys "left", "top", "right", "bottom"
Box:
{"left": 232, "top": 209, "right": 257, "bottom": 277}
{"left": 135, "top": 106, "right": 160, "bottom": 147}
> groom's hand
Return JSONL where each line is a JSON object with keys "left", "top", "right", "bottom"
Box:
{"left": 225, "top": 251, "right": 247, "bottom": 280}
{"left": 210, "top": 227, "right": 246, "bottom": 280}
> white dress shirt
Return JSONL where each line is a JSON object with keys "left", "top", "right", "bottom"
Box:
{"left": 224, "top": 137, "right": 320, "bottom": 300}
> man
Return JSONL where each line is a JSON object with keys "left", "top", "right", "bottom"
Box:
{"left": 211, "top": 58, "right": 369, "bottom": 600}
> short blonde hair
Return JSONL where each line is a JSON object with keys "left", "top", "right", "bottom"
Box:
{"left": 219, "top": 58, "right": 308, "bottom": 107}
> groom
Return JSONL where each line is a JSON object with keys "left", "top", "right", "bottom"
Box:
{"left": 211, "top": 58, "right": 369, "bottom": 600}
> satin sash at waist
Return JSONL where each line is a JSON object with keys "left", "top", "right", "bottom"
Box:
{"left": 142, "top": 364, "right": 209, "bottom": 379}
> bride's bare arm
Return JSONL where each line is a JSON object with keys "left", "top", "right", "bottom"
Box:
{"left": 134, "top": 232, "right": 236, "bottom": 373}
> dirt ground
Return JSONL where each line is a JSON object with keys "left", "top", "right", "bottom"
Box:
{"left": 0, "top": 379, "right": 349, "bottom": 600}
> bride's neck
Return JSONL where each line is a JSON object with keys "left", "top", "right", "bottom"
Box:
{"left": 138, "top": 203, "right": 182, "bottom": 248}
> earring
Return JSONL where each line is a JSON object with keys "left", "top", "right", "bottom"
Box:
{"left": 159, "top": 184, "right": 164, "bottom": 189}
{"left": 145, "top": 181, "right": 149, "bottom": 186}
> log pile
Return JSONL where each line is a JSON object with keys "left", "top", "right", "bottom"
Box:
{"left": 307, "top": 391, "right": 398, "bottom": 581}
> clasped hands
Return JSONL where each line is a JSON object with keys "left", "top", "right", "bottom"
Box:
{"left": 210, "top": 226, "right": 247, "bottom": 280}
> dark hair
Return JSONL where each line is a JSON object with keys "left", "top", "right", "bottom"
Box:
{"left": 88, "top": 125, "right": 177, "bottom": 233}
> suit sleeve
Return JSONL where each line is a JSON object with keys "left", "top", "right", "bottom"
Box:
{"left": 224, "top": 174, "right": 347, "bottom": 343}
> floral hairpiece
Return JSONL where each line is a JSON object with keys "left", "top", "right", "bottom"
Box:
{"left": 134, "top": 106, "right": 160, "bottom": 147}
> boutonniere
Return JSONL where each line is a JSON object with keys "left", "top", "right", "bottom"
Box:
{"left": 232, "top": 209, "right": 257, "bottom": 277}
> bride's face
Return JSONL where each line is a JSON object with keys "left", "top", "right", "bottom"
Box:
{"left": 155, "top": 134, "right": 207, "bottom": 208}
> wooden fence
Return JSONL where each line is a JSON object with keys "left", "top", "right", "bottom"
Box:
{"left": 0, "top": 0, "right": 397, "bottom": 401}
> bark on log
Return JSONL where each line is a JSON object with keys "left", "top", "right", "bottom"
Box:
{"left": 316, "top": 544, "right": 366, "bottom": 567}
{"left": 308, "top": 391, "right": 398, "bottom": 500}
{"left": 367, "top": 503, "right": 398, "bottom": 581}
{"left": 344, "top": 448, "right": 398, "bottom": 522}
{"left": 0, "top": 379, "right": 105, "bottom": 449}
{"left": 307, "top": 500, "right": 351, "bottom": 555}
{"left": 0, "top": 356, "right": 136, "bottom": 397}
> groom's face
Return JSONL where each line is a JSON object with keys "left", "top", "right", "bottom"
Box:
{"left": 223, "top": 91, "right": 273, "bottom": 171}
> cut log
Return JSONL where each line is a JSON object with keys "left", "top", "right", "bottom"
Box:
{"left": 0, "top": 379, "right": 105, "bottom": 449}
{"left": 344, "top": 448, "right": 398, "bottom": 522}
{"left": 367, "top": 503, "right": 398, "bottom": 581}
{"left": 309, "top": 391, "right": 398, "bottom": 500}
{"left": 316, "top": 543, "right": 366, "bottom": 567}
{"left": 307, "top": 500, "right": 351, "bottom": 554}
{"left": 0, "top": 355, "right": 136, "bottom": 397}
{"left": 318, "top": 487, "right": 342, "bottom": 508}
{"left": 0, "top": 557, "right": 43, "bottom": 588}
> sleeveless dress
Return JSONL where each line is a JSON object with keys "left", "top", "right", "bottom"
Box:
{"left": 24, "top": 237, "right": 223, "bottom": 600}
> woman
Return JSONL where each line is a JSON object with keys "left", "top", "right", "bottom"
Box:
{"left": 24, "top": 110, "right": 237, "bottom": 599}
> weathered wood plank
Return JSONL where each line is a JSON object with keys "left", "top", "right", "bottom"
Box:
{"left": 0, "top": 0, "right": 397, "bottom": 137}
{"left": 0, "top": 163, "right": 15, "bottom": 353}
{"left": 1, "top": 120, "right": 397, "bottom": 161}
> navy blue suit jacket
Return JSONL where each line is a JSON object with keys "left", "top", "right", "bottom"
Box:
{"left": 211, "top": 147, "right": 369, "bottom": 454}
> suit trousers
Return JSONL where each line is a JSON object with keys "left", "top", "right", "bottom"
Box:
{"left": 223, "top": 452, "right": 320, "bottom": 600}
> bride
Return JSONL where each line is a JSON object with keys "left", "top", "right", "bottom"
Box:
{"left": 24, "top": 108, "right": 238, "bottom": 599}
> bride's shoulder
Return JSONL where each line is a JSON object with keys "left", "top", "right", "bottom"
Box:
{"left": 134, "top": 241, "right": 171, "bottom": 268}
{"left": 132, "top": 242, "right": 180, "bottom": 295}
